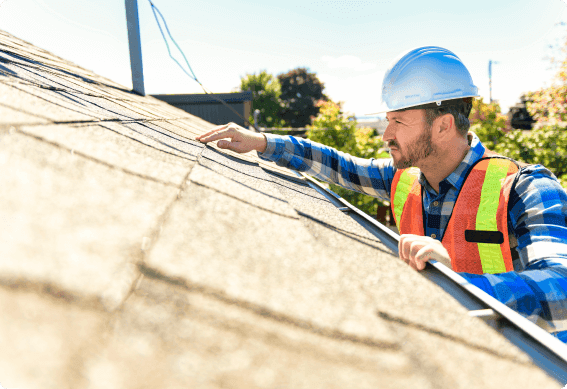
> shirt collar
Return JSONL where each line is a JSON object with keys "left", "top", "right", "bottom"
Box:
{"left": 418, "top": 132, "right": 486, "bottom": 193}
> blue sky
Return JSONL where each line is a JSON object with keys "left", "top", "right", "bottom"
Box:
{"left": 1, "top": 0, "right": 566, "bottom": 118}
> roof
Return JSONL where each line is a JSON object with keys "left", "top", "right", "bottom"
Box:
{"left": 0, "top": 29, "right": 560, "bottom": 388}
{"left": 152, "top": 91, "right": 253, "bottom": 104}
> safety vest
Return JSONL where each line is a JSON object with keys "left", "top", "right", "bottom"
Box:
{"left": 390, "top": 155, "right": 521, "bottom": 274}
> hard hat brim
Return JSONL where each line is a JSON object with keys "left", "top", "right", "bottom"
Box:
{"left": 365, "top": 95, "right": 479, "bottom": 116}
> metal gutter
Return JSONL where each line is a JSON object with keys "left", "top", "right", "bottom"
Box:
{"left": 298, "top": 172, "right": 567, "bottom": 384}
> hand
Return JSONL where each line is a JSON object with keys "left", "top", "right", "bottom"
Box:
{"left": 398, "top": 234, "right": 452, "bottom": 271}
{"left": 196, "top": 123, "right": 267, "bottom": 154}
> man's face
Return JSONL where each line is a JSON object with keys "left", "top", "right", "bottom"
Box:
{"left": 383, "top": 109, "right": 436, "bottom": 169}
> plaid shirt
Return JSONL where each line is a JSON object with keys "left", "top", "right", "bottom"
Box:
{"left": 260, "top": 132, "right": 567, "bottom": 338}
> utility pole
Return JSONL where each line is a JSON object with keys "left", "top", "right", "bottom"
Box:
{"left": 125, "top": 0, "right": 145, "bottom": 95}
{"left": 488, "top": 60, "right": 499, "bottom": 103}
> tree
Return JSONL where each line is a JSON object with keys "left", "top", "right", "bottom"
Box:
{"left": 240, "top": 71, "right": 286, "bottom": 128}
{"left": 525, "top": 29, "right": 567, "bottom": 125}
{"left": 471, "top": 99, "right": 567, "bottom": 190}
{"left": 307, "top": 101, "right": 391, "bottom": 220}
{"left": 277, "top": 67, "right": 327, "bottom": 127}
{"left": 306, "top": 100, "right": 357, "bottom": 154}
{"left": 469, "top": 97, "right": 509, "bottom": 150}
{"left": 507, "top": 29, "right": 567, "bottom": 189}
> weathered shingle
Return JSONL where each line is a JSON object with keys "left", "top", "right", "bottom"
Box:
{"left": 0, "top": 29, "right": 560, "bottom": 388}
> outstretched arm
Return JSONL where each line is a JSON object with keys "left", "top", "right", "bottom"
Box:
{"left": 197, "top": 123, "right": 396, "bottom": 201}
{"left": 197, "top": 123, "right": 267, "bottom": 153}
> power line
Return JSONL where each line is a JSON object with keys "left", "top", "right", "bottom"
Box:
{"left": 148, "top": 0, "right": 204, "bottom": 92}
{"left": 147, "top": 0, "right": 249, "bottom": 126}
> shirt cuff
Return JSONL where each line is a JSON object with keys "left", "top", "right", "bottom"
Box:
{"left": 258, "top": 132, "right": 282, "bottom": 161}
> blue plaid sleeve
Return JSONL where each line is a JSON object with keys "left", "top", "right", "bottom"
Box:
{"left": 508, "top": 165, "right": 567, "bottom": 269}
{"left": 460, "top": 166, "right": 567, "bottom": 338}
{"left": 260, "top": 133, "right": 396, "bottom": 201}
{"left": 461, "top": 260, "right": 567, "bottom": 337}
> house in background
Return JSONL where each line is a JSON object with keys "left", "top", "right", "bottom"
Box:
{"left": 356, "top": 117, "right": 388, "bottom": 135}
{"left": 508, "top": 94, "right": 536, "bottom": 130}
{"left": 152, "top": 91, "right": 252, "bottom": 128}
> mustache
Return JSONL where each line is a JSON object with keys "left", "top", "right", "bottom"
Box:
{"left": 387, "top": 141, "right": 399, "bottom": 149}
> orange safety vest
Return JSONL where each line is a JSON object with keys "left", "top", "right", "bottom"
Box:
{"left": 390, "top": 155, "right": 520, "bottom": 274}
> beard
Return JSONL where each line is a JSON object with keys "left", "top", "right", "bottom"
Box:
{"left": 389, "top": 125, "right": 436, "bottom": 169}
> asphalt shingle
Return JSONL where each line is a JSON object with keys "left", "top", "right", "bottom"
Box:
{"left": 0, "top": 129, "right": 179, "bottom": 308}
{"left": 0, "top": 29, "right": 561, "bottom": 388}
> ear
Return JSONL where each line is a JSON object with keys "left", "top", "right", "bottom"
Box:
{"left": 437, "top": 113, "right": 454, "bottom": 136}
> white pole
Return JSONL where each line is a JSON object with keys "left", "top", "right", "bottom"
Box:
{"left": 125, "top": 0, "right": 145, "bottom": 95}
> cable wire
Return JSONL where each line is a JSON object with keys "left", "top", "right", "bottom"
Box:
{"left": 148, "top": 0, "right": 203, "bottom": 91}
{"left": 147, "top": 0, "right": 249, "bottom": 126}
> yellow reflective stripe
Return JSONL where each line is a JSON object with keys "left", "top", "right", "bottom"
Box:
{"left": 476, "top": 159, "right": 508, "bottom": 274}
{"left": 393, "top": 169, "right": 417, "bottom": 228}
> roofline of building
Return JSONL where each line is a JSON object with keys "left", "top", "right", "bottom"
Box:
{"left": 152, "top": 91, "right": 253, "bottom": 105}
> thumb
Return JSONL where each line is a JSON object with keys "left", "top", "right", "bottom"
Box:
{"left": 217, "top": 139, "right": 233, "bottom": 149}
{"left": 218, "top": 139, "right": 243, "bottom": 152}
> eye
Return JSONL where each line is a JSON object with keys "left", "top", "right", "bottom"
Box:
{"left": 387, "top": 118, "right": 402, "bottom": 124}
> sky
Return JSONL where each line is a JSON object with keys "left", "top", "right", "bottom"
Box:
{"left": 1, "top": 0, "right": 566, "bottom": 118}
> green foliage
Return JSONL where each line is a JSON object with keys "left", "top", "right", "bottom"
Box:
{"left": 493, "top": 126, "right": 567, "bottom": 189}
{"left": 525, "top": 86, "right": 567, "bottom": 124}
{"left": 278, "top": 67, "right": 328, "bottom": 127}
{"left": 470, "top": 38, "right": 567, "bottom": 191}
{"left": 474, "top": 123, "right": 567, "bottom": 190}
{"left": 306, "top": 101, "right": 357, "bottom": 154}
{"left": 306, "top": 101, "right": 389, "bottom": 159}
{"left": 240, "top": 70, "right": 286, "bottom": 128}
{"left": 306, "top": 101, "right": 390, "bottom": 218}
{"left": 353, "top": 127, "right": 391, "bottom": 160}
{"left": 525, "top": 31, "right": 567, "bottom": 125}
{"left": 469, "top": 97, "right": 509, "bottom": 150}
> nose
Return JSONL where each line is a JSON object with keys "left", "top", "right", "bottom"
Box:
{"left": 382, "top": 123, "right": 395, "bottom": 144}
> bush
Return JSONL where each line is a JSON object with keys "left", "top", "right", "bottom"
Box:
{"left": 306, "top": 101, "right": 358, "bottom": 154}
{"left": 240, "top": 71, "right": 286, "bottom": 128}
{"left": 474, "top": 124, "right": 567, "bottom": 190}
{"left": 469, "top": 97, "right": 509, "bottom": 150}
{"left": 468, "top": 97, "right": 567, "bottom": 190}
{"left": 306, "top": 101, "right": 390, "bottom": 219}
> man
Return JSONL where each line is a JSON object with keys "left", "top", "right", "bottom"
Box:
{"left": 197, "top": 46, "right": 567, "bottom": 340}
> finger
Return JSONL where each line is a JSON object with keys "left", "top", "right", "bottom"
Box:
{"left": 399, "top": 234, "right": 419, "bottom": 263}
{"left": 415, "top": 245, "right": 434, "bottom": 263}
{"left": 217, "top": 139, "right": 241, "bottom": 151}
{"left": 409, "top": 240, "right": 426, "bottom": 260}
{"left": 409, "top": 240, "right": 427, "bottom": 270}
{"left": 196, "top": 124, "right": 229, "bottom": 141}
{"left": 414, "top": 245, "right": 434, "bottom": 270}
{"left": 198, "top": 126, "right": 237, "bottom": 144}
{"left": 409, "top": 259, "right": 424, "bottom": 271}
{"left": 195, "top": 124, "right": 227, "bottom": 140}
{"left": 398, "top": 235, "right": 409, "bottom": 263}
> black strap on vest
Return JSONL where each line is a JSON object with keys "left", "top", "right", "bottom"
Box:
{"left": 439, "top": 156, "right": 522, "bottom": 243}
{"left": 465, "top": 230, "right": 505, "bottom": 244}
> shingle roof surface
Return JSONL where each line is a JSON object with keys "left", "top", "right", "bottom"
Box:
{"left": 0, "top": 29, "right": 560, "bottom": 388}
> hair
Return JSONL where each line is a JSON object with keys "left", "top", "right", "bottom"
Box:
{"left": 423, "top": 98, "right": 473, "bottom": 137}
